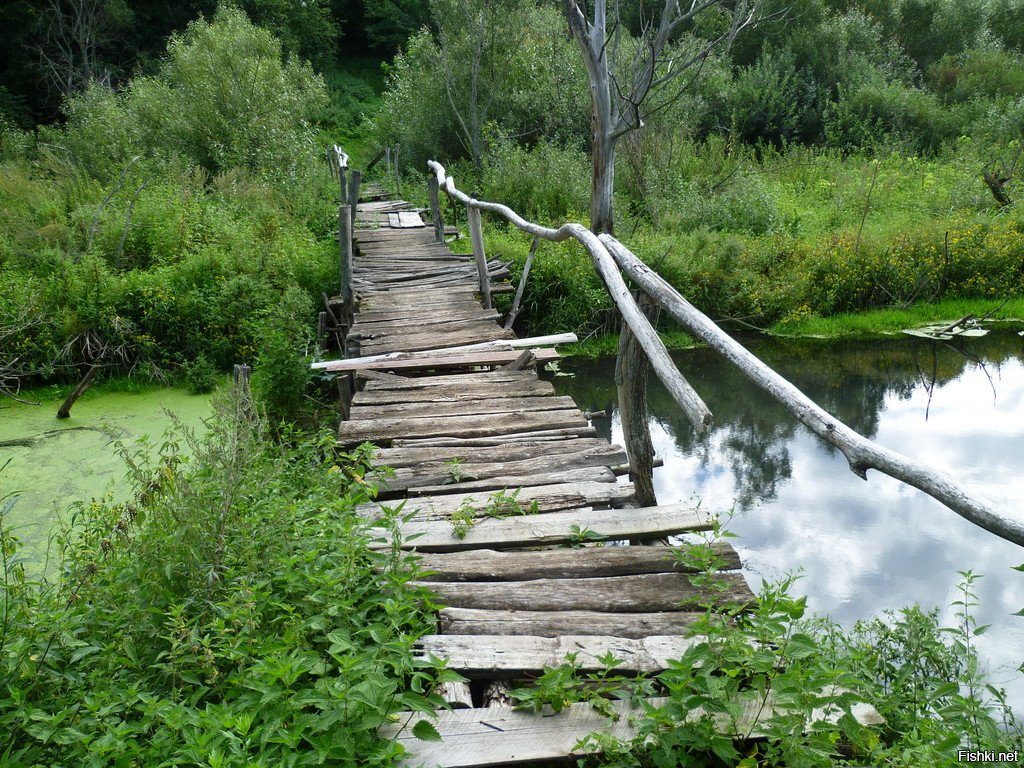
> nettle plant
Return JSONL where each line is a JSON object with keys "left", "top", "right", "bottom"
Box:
{"left": 505, "top": 519, "right": 1024, "bottom": 768}
{"left": 0, "top": 392, "right": 454, "bottom": 766}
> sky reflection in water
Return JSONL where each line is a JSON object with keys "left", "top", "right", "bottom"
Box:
{"left": 549, "top": 332, "right": 1024, "bottom": 711}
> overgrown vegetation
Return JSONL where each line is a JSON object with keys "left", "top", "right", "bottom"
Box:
{"left": 508, "top": 523, "right": 1024, "bottom": 767}
{"left": 0, "top": 392, "right": 452, "bottom": 764}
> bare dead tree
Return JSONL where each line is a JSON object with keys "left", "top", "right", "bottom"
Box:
{"left": 36, "top": 0, "right": 115, "bottom": 98}
{"left": 562, "top": 0, "right": 765, "bottom": 234}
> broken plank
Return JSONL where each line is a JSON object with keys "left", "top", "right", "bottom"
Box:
{"left": 417, "top": 572, "right": 753, "bottom": 613}
{"left": 338, "top": 408, "right": 586, "bottom": 443}
{"left": 415, "top": 542, "right": 741, "bottom": 582}
{"left": 414, "top": 634, "right": 702, "bottom": 677}
{"left": 438, "top": 608, "right": 706, "bottom": 639}
{"left": 365, "top": 500, "right": 707, "bottom": 552}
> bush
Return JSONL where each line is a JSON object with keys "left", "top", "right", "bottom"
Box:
{"left": 253, "top": 287, "right": 315, "bottom": 425}
{"left": 183, "top": 354, "right": 218, "bottom": 393}
{"left": 480, "top": 138, "right": 590, "bottom": 223}
{"left": 58, "top": 6, "right": 328, "bottom": 181}
{"left": 0, "top": 396, "right": 447, "bottom": 765}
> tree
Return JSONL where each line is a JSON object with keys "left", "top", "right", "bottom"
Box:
{"left": 561, "top": 0, "right": 764, "bottom": 234}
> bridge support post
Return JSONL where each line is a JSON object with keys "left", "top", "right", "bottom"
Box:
{"left": 466, "top": 205, "right": 492, "bottom": 309}
{"left": 348, "top": 170, "right": 361, "bottom": 231}
{"left": 616, "top": 291, "right": 659, "bottom": 509}
{"left": 337, "top": 166, "right": 354, "bottom": 313}
{"left": 428, "top": 175, "right": 444, "bottom": 243}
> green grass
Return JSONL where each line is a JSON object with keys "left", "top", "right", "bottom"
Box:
{"left": 768, "top": 297, "right": 1024, "bottom": 338}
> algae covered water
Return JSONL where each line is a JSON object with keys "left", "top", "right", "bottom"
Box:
{"left": 548, "top": 331, "right": 1024, "bottom": 711}
{"left": 0, "top": 386, "right": 213, "bottom": 571}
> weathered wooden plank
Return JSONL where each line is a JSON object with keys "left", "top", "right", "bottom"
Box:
{"left": 321, "top": 348, "right": 560, "bottom": 374}
{"left": 379, "top": 445, "right": 623, "bottom": 486}
{"left": 372, "top": 438, "right": 617, "bottom": 468}
{"left": 351, "top": 395, "right": 579, "bottom": 421}
{"left": 353, "top": 304, "right": 488, "bottom": 323}
{"left": 409, "top": 466, "right": 616, "bottom": 496}
{"left": 438, "top": 608, "right": 706, "bottom": 638}
{"left": 416, "top": 542, "right": 741, "bottom": 582}
{"left": 382, "top": 696, "right": 884, "bottom": 768}
{"left": 355, "top": 382, "right": 556, "bottom": 405}
{"left": 415, "top": 634, "right": 702, "bottom": 677}
{"left": 362, "top": 371, "right": 541, "bottom": 390}
{"left": 361, "top": 481, "right": 635, "bottom": 522}
{"left": 418, "top": 572, "right": 753, "bottom": 612}
{"left": 352, "top": 318, "right": 508, "bottom": 339}
{"left": 338, "top": 407, "right": 585, "bottom": 443}
{"left": 353, "top": 308, "right": 499, "bottom": 327}
{"left": 358, "top": 328, "right": 516, "bottom": 355}
{"left": 366, "top": 500, "right": 711, "bottom": 552}
{"left": 391, "top": 428, "right": 599, "bottom": 446}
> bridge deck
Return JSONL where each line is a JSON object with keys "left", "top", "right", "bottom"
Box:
{"left": 336, "top": 191, "right": 757, "bottom": 766}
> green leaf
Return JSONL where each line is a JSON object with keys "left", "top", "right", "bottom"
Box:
{"left": 412, "top": 719, "right": 443, "bottom": 742}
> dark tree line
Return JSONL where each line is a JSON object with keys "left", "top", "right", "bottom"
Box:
{"left": 0, "top": 0, "right": 428, "bottom": 124}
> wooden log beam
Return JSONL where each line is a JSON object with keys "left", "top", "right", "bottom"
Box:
{"left": 599, "top": 234, "right": 1024, "bottom": 548}
{"left": 315, "top": 348, "right": 561, "bottom": 375}
{"left": 426, "top": 160, "right": 710, "bottom": 434}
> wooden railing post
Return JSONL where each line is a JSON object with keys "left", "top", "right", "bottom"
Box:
{"left": 349, "top": 169, "right": 362, "bottom": 231}
{"left": 466, "top": 204, "right": 492, "bottom": 309}
{"left": 336, "top": 154, "right": 353, "bottom": 311}
{"left": 428, "top": 175, "right": 444, "bottom": 243}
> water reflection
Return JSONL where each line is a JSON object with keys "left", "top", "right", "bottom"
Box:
{"left": 548, "top": 332, "right": 1024, "bottom": 710}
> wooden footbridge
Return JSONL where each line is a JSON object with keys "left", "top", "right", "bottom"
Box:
{"left": 313, "top": 150, "right": 888, "bottom": 765}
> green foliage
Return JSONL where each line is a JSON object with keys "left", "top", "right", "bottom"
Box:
{"left": 253, "top": 288, "right": 316, "bottom": 426}
{"left": 58, "top": 6, "right": 328, "bottom": 180}
{"left": 447, "top": 489, "right": 538, "bottom": 539}
{"left": 0, "top": 395, "right": 448, "bottom": 765}
{"left": 506, "top": 526, "right": 1024, "bottom": 767}
{"left": 183, "top": 354, "right": 219, "bottom": 394}
{"left": 371, "top": 0, "right": 587, "bottom": 170}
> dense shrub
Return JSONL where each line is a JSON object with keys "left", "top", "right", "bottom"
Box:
{"left": 480, "top": 138, "right": 590, "bottom": 223}
{"left": 0, "top": 397, "right": 447, "bottom": 765}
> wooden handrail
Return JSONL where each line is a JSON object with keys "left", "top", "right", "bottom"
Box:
{"left": 425, "top": 159, "right": 1024, "bottom": 547}
{"left": 427, "top": 159, "right": 712, "bottom": 433}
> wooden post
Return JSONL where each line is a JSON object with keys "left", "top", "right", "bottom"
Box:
{"left": 466, "top": 205, "right": 492, "bottom": 309}
{"left": 233, "top": 363, "right": 253, "bottom": 419}
{"left": 428, "top": 175, "right": 444, "bottom": 243}
{"left": 616, "top": 291, "right": 659, "bottom": 509}
{"left": 504, "top": 236, "right": 538, "bottom": 329}
{"left": 348, "top": 170, "right": 361, "bottom": 230}
{"left": 338, "top": 164, "right": 353, "bottom": 311}
{"left": 393, "top": 143, "right": 401, "bottom": 196}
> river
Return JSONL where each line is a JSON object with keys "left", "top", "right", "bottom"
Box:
{"left": 547, "top": 331, "right": 1024, "bottom": 712}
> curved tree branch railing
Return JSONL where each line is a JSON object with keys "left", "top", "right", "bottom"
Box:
{"left": 426, "top": 159, "right": 1024, "bottom": 548}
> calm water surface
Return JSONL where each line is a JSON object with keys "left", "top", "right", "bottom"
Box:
{"left": 548, "top": 332, "right": 1024, "bottom": 710}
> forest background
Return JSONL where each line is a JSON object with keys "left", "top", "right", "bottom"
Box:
{"left": 3, "top": 0, "right": 1024, "bottom": 405}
